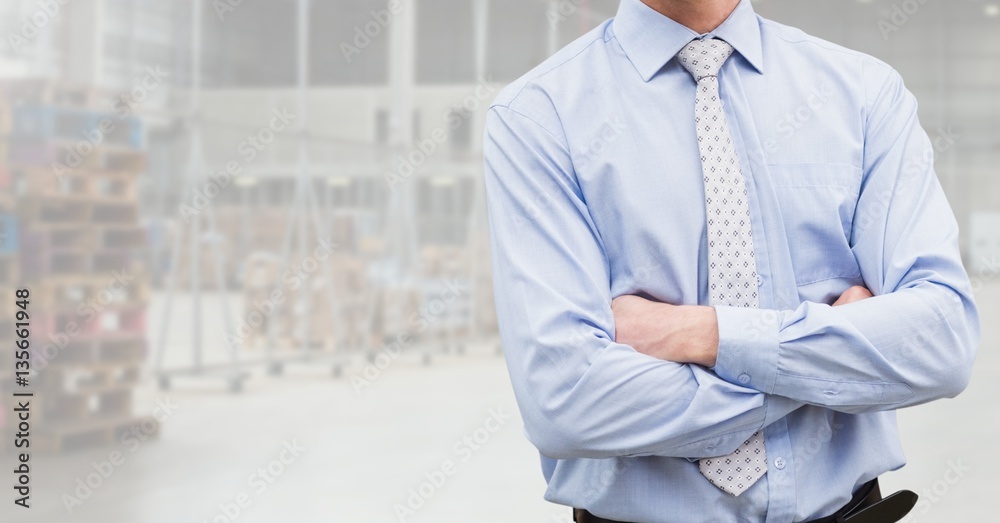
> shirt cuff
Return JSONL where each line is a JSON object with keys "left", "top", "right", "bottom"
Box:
{"left": 713, "top": 306, "right": 781, "bottom": 394}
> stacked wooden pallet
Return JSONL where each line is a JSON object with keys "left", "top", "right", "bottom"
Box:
{"left": 241, "top": 251, "right": 370, "bottom": 350}
{"left": 159, "top": 207, "right": 287, "bottom": 291}
{"left": 418, "top": 245, "right": 475, "bottom": 343}
{"left": 0, "top": 191, "right": 17, "bottom": 453}
{"left": 159, "top": 219, "right": 235, "bottom": 291}
{"left": 2, "top": 82, "right": 156, "bottom": 452}
{"left": 215, "top": 207, "right": 285, "bottom": 255}
{"left": 470, "top": 241, "right": 498, "bottom": 335}
{"left": 237, "top": 242, "right": 481, "bottom": 353}
{"left": 0, "top": 93, "right": 18, "bottom": 452}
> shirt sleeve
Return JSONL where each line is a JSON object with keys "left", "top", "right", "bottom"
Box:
{"left": 713, "top": 62, "right": 980, "bottom": 414}
{"left": 484, "top": 104, "right": 802, "bottom": 460}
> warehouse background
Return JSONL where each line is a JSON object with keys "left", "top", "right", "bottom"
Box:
{"left": 0, "top": 0, "right": 997, "bottom": 521}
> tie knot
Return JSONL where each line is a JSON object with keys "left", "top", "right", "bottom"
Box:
{"left": 677, "top": 38, "right": 734, "bottom": 81}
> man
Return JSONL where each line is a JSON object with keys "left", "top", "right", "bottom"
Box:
{"left": 482, "top": 0, "right": 980, "bottom": 522}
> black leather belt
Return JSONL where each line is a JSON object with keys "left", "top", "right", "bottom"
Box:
{"left": 573, "top": 478, "right": 918, "bottom": 523}
{"left": 805, "top": 479, "right": 918, "bottom": 523}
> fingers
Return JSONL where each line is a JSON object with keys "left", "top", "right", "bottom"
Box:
{"left": 611, "top": 294, "right": 649, "bottom": 313}
{"left": 832, "top": 285, "right": 874, "bottom": 307}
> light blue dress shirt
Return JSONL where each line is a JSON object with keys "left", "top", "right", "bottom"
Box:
{"left": 482, "top": 1, "right": 980, "bottom": 522}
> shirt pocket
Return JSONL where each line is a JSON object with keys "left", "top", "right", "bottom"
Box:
{"left": 767, "top": 163, "right": 862, "bottom": 286}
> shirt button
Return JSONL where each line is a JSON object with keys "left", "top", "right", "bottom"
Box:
{"left": 737, "top": 373, "right": 751, "bottom": 384}
{"left": 756, "top": 275, "right": 763, "bottom": 287}
{"left": 773, "top": 457, "right": 786, "bottom": 470}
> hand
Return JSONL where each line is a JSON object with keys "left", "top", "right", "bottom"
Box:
{"left": 611, "top": 286, "right": 873, "bottom": 368}
{"left": 832, "top": 285, "right": 873, "bottom": 306}
{"left": 611, "top": 295, "right": 719, "bottom": 367}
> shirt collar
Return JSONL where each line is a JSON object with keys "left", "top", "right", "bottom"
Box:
{"left": 613, "top": 0, "right": 764, "bottom": 82}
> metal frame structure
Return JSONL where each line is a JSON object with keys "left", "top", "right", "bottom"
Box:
{"left": 262, "top": 0, "right": 352, "bottom": 378}
{"left": 152, "top": 0, "right": 516, "bottom": 390}
{"left": 153, "top": 0, "right": 245, "bottom": 392}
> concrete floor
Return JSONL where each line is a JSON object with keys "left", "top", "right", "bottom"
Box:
{"left": 4, "top": 281, "right": 997, "bottom": 523}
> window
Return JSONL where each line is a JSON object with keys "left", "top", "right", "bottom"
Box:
{"left": 417, "top": 0, "right": 475, "bottom": 83}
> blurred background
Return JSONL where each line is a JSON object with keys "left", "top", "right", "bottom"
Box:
{"left": 0, "top": 0, "right": 997, "bottom": 521}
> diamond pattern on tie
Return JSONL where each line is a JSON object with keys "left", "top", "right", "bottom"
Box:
{"left": 698, "top": 432, "right": 768, "bottom": 497}
{"left": 678, "top": 38, "right": 767, "bottom": 497}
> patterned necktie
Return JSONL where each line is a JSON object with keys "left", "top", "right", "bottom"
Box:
{"left": 677, "top": 38, "right": 767, "bottom": 497}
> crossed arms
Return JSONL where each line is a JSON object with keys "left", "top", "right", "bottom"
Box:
{"left": 483, "top": 71, "right": 979, "bottom": 461}
{"left": 610, "top": 286, "right": 875, "bottom": 368}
